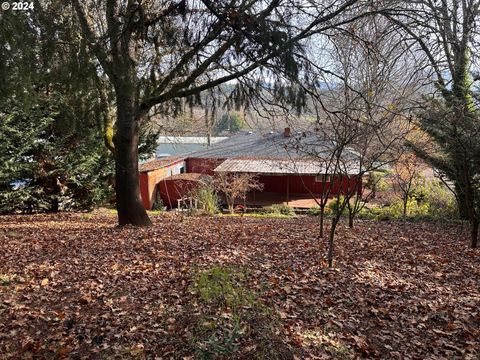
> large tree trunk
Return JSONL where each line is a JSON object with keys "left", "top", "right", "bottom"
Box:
{"left": 114, "top": 93, "right": 152, "bottom": 227}
{"left": 471, "top": 218, "right": 478, "bottom": 249}
{"left": 455, "top": 183, "right": 469, "bottom": 220}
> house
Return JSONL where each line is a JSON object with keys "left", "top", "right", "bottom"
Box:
{"left": 139, "top": 128, "right": 363, "bottom": 209}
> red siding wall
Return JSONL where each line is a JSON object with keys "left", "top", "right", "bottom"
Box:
{"left": 259, "top": 175, "right": 361, "bottom": 196}
{"left": 139, "top": 160, "right": 185, "bottom": 209}
{"left": 158, "top": 179, "right": 200, "bottom": 208}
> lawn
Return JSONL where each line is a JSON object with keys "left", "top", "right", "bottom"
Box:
{"left": 0, "top": 212, "right": 478, "bottom": 359}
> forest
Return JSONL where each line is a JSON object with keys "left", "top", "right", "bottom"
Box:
{"left": 0, "top": 0, "right": 479, "bottom": 358}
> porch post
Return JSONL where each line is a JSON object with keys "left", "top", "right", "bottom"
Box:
{"left": 286, "top": 176, "right": 290, "bottom": 204}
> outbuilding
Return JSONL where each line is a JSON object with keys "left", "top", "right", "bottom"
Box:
{"left": 139, "top": 129, "right": 363, "bottom": 209}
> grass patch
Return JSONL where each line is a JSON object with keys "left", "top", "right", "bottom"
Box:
{"left": 146, "top": 210, "right": 165, "bottom": 216}
{"left": 189, "top": 266, "right": 294, "bottom": 359}
{"left": 0, "top": 274, "right": 24, "bottom": 286}
{"left": 2, "top": 231, "right": 21, "bottom": 238}
{"left": 194, "top": 315, "right": 242, "bottom": 359}
{"left": 192, "top": 266, "right": 256, "bottom": 312}
{"left": 190, "top": 266, "right": 252, "bottom": 358}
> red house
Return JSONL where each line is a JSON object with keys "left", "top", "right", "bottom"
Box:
{"left": 139, "top": 129, "right": 362, "bottom": 209}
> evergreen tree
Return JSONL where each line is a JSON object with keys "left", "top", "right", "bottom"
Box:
{"left": 383, "top": 0, "right": 480, "bottom": 247}
{"left": 214, "top": 112, "right": 246, "bottom": 135}
{"left": 0, "top": 97, "right": 114, "bottom": 213}
{"left": 0, "top": 4, "right": 116, "bottom": 213}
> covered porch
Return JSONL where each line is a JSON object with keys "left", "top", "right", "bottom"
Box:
{"left": 243, "top": 191, "right": 322, "bottom": 209}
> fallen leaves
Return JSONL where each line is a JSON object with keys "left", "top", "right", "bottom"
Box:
{"left": 0, "top": 212, "right": 478, "bottom": 358}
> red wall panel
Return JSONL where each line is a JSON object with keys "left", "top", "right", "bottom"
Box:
{"left": 158, "top": 179, "right": 200, "bottom": 208}
{"left": 258, "top": 175, "right": 361, "bottom": 196}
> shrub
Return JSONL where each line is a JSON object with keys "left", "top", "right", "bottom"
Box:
{"left": 151, "top": 191, "right": 165, "bottom": 211}
{"left": 388, "top": 198, "right": 430, "bottom": 217}
{"left": 389, "top": 179, "right": 458, "bottom": 219}
{"left": 417, "top": 180, "right": 458, "bottom": 219}
{"left": 361, "top": 178, "right": 458, "bottom": 221}
{"left": 194, "top": 185, "right": 219, "bottom": 215}
{"left": 357, "top": 206, "right": 382, "bottom": 220}
{"left": 327, "top": 196, "right": 347, "bottom": 215}
{"left": 306, "top": 206, "right": 320, "bottom": 216}
{"left": 306, "top": 205, "right": 332, "bottom": 217}
{"left": 365, "top": 171, "right": 390, "bottom": 195}
{"left": 267, "top": 203, "right": 295, "bottom": 216}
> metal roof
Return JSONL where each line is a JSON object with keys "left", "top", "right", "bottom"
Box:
{"left": 140, "top": 130, "right": 361, "bottom": 173}
{"left": 214, "top": 158, "right": 361, "bottom": 175}
{"left": 157, "top": 136, "right": 229, "bottom": 145}
{"left": 187, "top": 131, "right": 359, "bottom": 161}
{"left": 139, "top": 156, "right": 185, "bottom": 172}
{"left": 162, "top": 173, "right": 210, "bottom": 181}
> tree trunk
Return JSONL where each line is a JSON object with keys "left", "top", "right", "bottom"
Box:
{"left": 454, "top": 182, "right": 469, "bottom": 220}
{"left": 348, "top": 212, "right": 354, "bottom": 228}
{"left": 327, "top": 217, "right": 339, "bottom": 268}
{"left": 114, "top": 93, "right": 152, "bottom": 227}
{"left": 319, "top": 205, "right": 325, "bottom": 238}
{"left": 402, "top": 197, "right": 408, "bottom": 217}
{"left": 471, "top": 218, "right": 478, "bottom": 249}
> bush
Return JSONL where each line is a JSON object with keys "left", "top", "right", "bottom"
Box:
{"left": 365, "top": 171, "right": 390, "bottom": 194}
{"left": 388, "top": 198, "right": 429, "bottom": 217}
{"left": 194, "top": 185, "right": 219, "bottom": 215}
{"left": 306, "top": 205, "right": 321, "bottom": 216}
{"left": 327, "top": 196, "right": 347, "bottom": 215}
{"left": 266, "top": 203, "right": 295, "bottom": 216}
{"left": 306, "top": 205, "right": 333, "bottom": 217}
{"left": 417, "top": 180, "right": 458, "bottom": 219}
{"left": 390, "top": 179, "right": 458, "bottom": 219}
{"left": 359, "top": 178, "right": 458, "bottom": 221}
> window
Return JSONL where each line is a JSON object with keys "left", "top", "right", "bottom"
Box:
{"left": 315, "top": 174, "right": 331, "bottom": 182}
{"left": 180, "top": 166, "right": 185, "bottom": 174}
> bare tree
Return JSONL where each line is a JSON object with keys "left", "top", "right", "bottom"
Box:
{"left": 392, "top": 153, "right": 426, "bottom": 217}
{"left": 286, "top": 12, "right": 417, "bottom": 266}
{"left": 213, "top": 172, "right": 263, "bottom": 213}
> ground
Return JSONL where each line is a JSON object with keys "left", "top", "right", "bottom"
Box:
{"left": 0, "top": 213, "right": 478, "bottom": 359}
